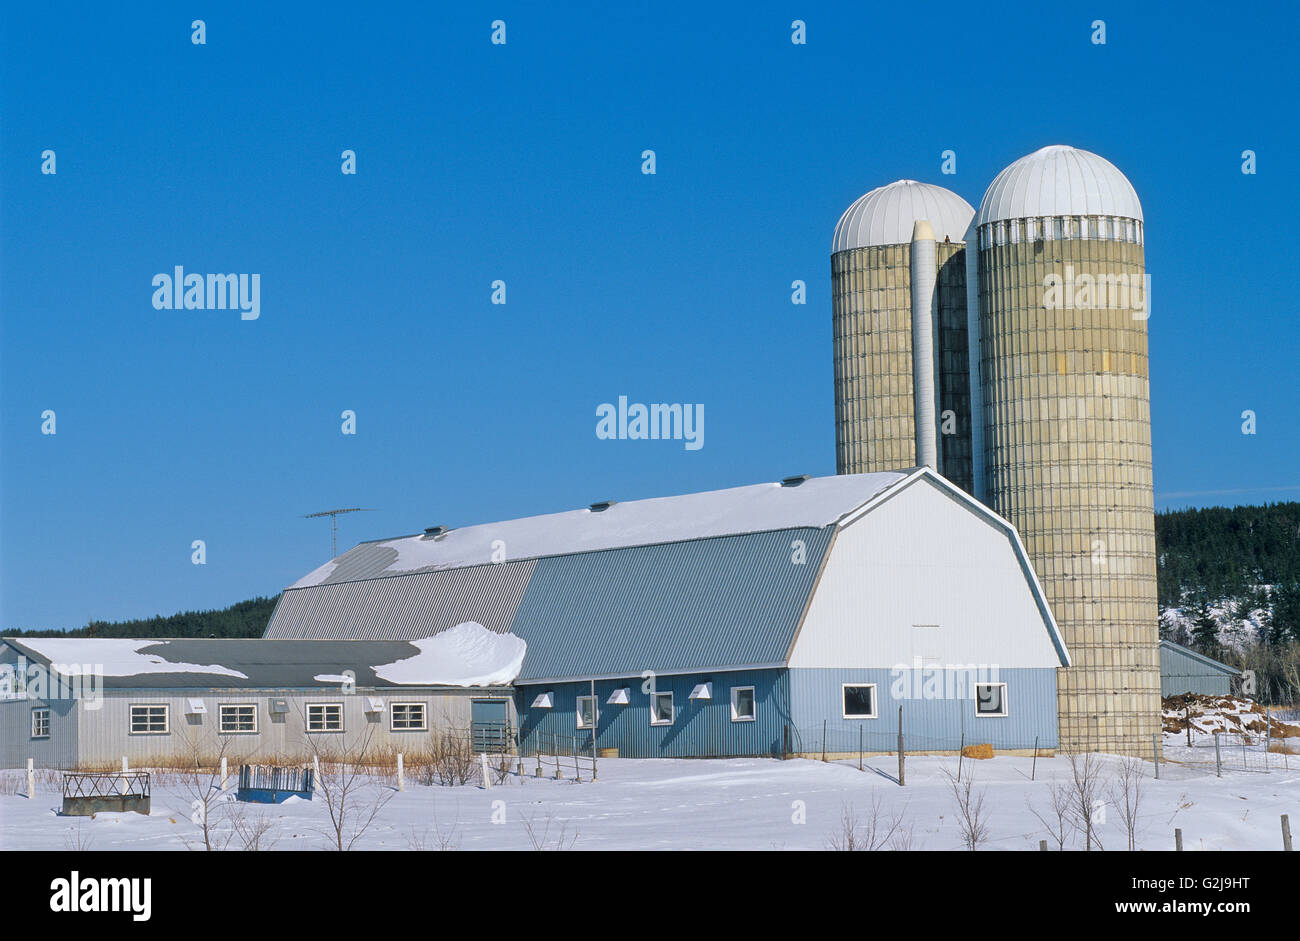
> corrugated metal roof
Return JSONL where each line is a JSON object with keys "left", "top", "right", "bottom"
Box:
{"left": 510, "top": 526, "right": 835, "bottom": 681}
{"left": 288, "top": 472, "right": 905, "bottom": 588}
{"left": 1159, "top": 640, "right": 1240, "bottom": 677}
{"left": 3, "top": 637, "right": 510, "bottom": 690}
{"left": 265, "top": 559, "right": 534, "bottom": 640}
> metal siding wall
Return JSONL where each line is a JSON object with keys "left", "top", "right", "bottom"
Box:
{"left": 65, "top": 689, "right": 516, "bottom": 768}
{"left": 1159, "top": 645, "right": 1232, "bottom": 697}
{"left": 518, "top": 670, "right": 792, "bottom": 758}
{"left": 790, "top": 478, "right": 1063, "bottom": 669}
{"left": 0, "top": 698, "right": 79, "bottom": 769}
{"left": 511, "top": 529, "right": 832, "bottom": 680}
{"left": 789, "top": 667, "right": 1058, "bottom": 752}
{"left": 264, "top": 559, "right": 535, "bottom": 640}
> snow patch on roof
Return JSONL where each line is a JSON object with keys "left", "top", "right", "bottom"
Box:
{"left": 370, "top": 622, "right": 525, "bottom": 686}
{"left": 290, "top": 471, "right": 907, "bottom": 588}
{"left": 14, "top": 639, "right": 249, "bottom": 679}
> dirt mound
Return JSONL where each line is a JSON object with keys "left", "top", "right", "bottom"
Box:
{"left": 1162, "top": 693, "right": 1300, "bottom": 739}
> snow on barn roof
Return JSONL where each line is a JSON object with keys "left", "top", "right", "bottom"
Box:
{"left": 289, "top": 470, "right": 908, "bottom": 588}
{"left": 3, "top": 625, "right": 523, "bottom": 689}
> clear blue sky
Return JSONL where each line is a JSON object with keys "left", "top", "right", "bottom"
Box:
{"left": 2, "top": 1, "right": 1297, "bottom": 630}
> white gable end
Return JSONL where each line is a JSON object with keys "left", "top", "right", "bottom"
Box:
{"left": 788, "top": 474, "right": 1066, "bottom": 669}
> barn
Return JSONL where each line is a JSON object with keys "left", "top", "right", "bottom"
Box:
{"left": 266, "top": 468, "right": 1069, "bottom": 758}
{"left": 1158, "top": 639, "right": 1240, "bottom": 697}
{"left": 0, "top": 632, "right": 520, "bottom": 769}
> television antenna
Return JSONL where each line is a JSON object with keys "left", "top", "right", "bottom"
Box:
{"left": 303, "top": 507, "right": 376, "bottom": 557}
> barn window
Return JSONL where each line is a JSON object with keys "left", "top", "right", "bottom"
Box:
{"left": 390, "top": 702, "right": 427, "bottom": 731}
{"left": 129, "top": 704, "right": 169, "bottom": 735}
{"left": 31, "top": 708, "right": 50, "bottom": 739}
{"left": 842, "top": 684, "right": 877, "bottom": 719}
{"left": 307, "top": 702, "right": 344, "bottom": 732}
{"left": 576, "top": 695, "right": 598, "bottom": 729}
{"left": 975, "top": 683, "right": 1008, "bottom": 717}
{"left": 730, "top": 687, "right": 756, "bottom": 722}
{"left": 219, "top": 704, "right": 257, "bottom": 734}
{"left": 651, "top": 692, "right": 674, "bottom": 726}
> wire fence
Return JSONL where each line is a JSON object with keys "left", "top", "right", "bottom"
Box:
{"left": 1160, "top": 729, "right": 1296, "bottom": 776}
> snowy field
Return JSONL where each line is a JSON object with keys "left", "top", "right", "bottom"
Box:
{"left": 2, "top": 741, "right": 1296, "bottom": 852}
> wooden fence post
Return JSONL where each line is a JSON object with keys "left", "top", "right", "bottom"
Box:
{"left": 897, "top": 705, "right": 905, "bottom": 787}
{"left": 1039, "top": 839, "right": 1047, "bottom": 851}
{"left": 1153, "top": 733, "right": 1160, "bottom": 779}
{"left": 1283, "top": 814, "right": 1293, "bottom": 852}
{"left": 26, "top": 758, "right": 34, "bottom": 800}
{"left": 1175, "top": 828, "right": 1183, "bottom": 851}
{"left": 220, "top": 756, "right": 228, "bottom": 791}
{"left": 397, "top": 753, "right": 405, "bottom": 792}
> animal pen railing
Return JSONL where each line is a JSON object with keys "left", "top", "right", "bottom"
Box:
{"left": 519, "top": 731, "right": 596, "bottom": 781}
{"left": 61, "top": 770, "right": 151, "bottom": 816}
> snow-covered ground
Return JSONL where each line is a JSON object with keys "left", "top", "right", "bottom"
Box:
{"left": 2, "top": 742, "right": 1295, "bottom": 851}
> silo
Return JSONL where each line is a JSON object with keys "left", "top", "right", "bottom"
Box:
{"left": 972, "top": 145, "right": 1159, "bottom": 755}
{"left": 831, "top": 180, "right": 975, "bottom": 492}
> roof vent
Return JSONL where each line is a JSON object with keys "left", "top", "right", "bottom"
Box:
{"left": 780, "top": 475, "right": 811, "bottom": 487}
{"left": 588, "top": 500, "right": 617, "bottom": 512}
{"left": 422, "top": 525, "right": 449, "bottom": 539}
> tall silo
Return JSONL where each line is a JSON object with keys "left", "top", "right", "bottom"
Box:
{"left": 831, "top": 180, "right": 976, "bottom": 493}
{"left": 971, "top": 145, "right": 1159, "bottom": 756}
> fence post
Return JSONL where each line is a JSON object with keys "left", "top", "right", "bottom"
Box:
{"left": 26, "top": 758, "right": 34, "bottom": 800}
{"left": 821, "top": 719, "right": 827, "bottom": 763}
{"left": 313, "top": 754, "right": 320, "bottom": 792}
{"left": 1032, "top": 736, "right": 1038, "bottom": 781}
{"left": 1175, "top": 828, "right": 1183, "bottom": 851}
{"left": 572, "top": 739, "right": 581, "bottom": 784}
{"left": 1039, "top": 839, "right": 1048, "bottom": 851}
{"left": 897, "top": 705, "right": 904, "bottom": 787}
{"left": 1283, "top": 814, "right": 1293, "bottom": 852}
{"left": 958, "top": 732, "right": 965, "bottom": 782}
{"left": 480, "top": 752, "right": 491, "bottom": 789}
{"left": 1185, "top": 704, "right": 1191, "bottom": 747}
{"left": 220, "top": 756, "right": 228, "bottom": 791}
{"left": 1153, "top": 733, "right": 1160, "bottom": 779}
{"left": 397, "top": 753, "right": 405, "bottom": 792}
{"left": 1214, "top": 731, "right": 1222, "bottom": 777}
{"left": 1264, "top": 706, "right": 1271, "bottom": 773}
{"left": 858, "top": 725, "right": 863, "bottom": 772}
{"left": 554, "top": 733, "right": 563, "bottom": 780}
{"left": 120, "top": 756, "right": 128, "bottom": 796}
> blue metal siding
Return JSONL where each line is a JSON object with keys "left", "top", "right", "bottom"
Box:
{"left": 510, "top": 527, "right": 833, "bottom": 681}
{"left": 788, "top": 667, "right": 1059, "bottom": 752}
{"left": 517, "top": 670, "right": 792, "bottom": 758}
{"left": 1160, "top": 643, "right": 1235, "bottom": 697}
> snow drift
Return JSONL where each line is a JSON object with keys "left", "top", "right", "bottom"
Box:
{"left": 371, "top": 621, "right": 526, "bottom": 686}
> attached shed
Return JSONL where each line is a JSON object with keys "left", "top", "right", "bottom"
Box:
{"left": 0, "top": 631, "right": 520, "bottom": 769}
{"left": 265, "top": 468, "right": 1069, "bottom": 758}
{"left": 1159, "top": 640, "right": 1239, "bottom": 697}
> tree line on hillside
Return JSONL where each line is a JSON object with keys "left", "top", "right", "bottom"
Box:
{"left": 7, "top": 595, "right": 280, "bottom": 639}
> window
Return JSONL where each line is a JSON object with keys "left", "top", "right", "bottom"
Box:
{"left": 842, "top": 684, "right": 877, "bottom": 719}
{"left": 651, "top": 692, "right": 674, "bottom": 726}
{"left": 129, "top": 704, "right": 169, "bottom": 735}
{"left": 576, "top": 695, "right": 598, "bottom": 729}
{"left": 390, "top": 702, "right": 427, "bottom": 731}
{"left": 307, "top": 702, "right": 344, "bottom": 732}
{"left": 31, "top": 708, "right": 50, "bottom": 739}
{"left": 218, "top": 704, "right": 257, "bottom": 734}
{"left": 975, "top": 683, "right": 1008, "bottom": 717}
{"left": 730, "top": 687, "right": 756, "bottom": 722}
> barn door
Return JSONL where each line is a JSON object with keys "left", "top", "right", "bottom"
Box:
{"left": 470, "top": 699, "right": 510, "bottom": 753}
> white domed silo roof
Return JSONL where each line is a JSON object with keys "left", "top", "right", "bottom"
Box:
{"left": 832, "top": 180, "right": 975, "bottom": 253}
{"left": 976, "top": 145, "right": 1143, "bottom": 226}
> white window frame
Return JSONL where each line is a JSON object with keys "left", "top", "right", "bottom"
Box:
{"left": 307, "top": 702, "right": 344, "bottom": 733}
{"left": 389, "top": 702, "right": 427, "bottom": 732}
{"left": 730, "top": 686, "right": 756, "bottom": 723}
{"left": 218, "top": 703, "right": 258, "bottom": 734}
{"left": 576, "top": 695, "right": 599, "bottom": 730}
{"left": 841, "top": 683, "right": 878, "bottom": 720}
{"left": 974, "top": 683, "right": 1008, "bottom": 718}
{"left": 650, "top": 691, "right": 674, "bottom": 726}
{"left": 129, "top": 704, "right": 170, "bottom": 735}
{"left": 31, "top": 707, "right": 51, "bottom": 739}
